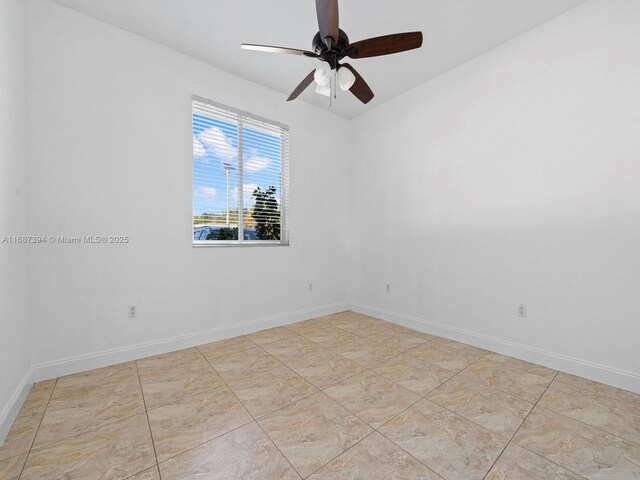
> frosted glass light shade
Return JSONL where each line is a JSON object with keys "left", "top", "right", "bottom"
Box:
{"left": 314, "top": 61, "right": 331, "bottom": 86}
{"left": 315, "top": 83, "right": 331, "bottom": 97}
{"left": 337, "top": 66, "right": 356, "bottom": 91}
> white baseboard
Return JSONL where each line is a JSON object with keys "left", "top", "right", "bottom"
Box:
{"left": 0, "top": 367, "right": 35, "bottom": 446}
{"left": 31, "top": 302, "right": 349, "bottom": 383}
{"left": 349, "top": 302, "right": 640, "bottom": 394}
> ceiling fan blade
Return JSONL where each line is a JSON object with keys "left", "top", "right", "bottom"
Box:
{"left": 341, "top": 64, "right": 374, "bottom": 104}
{"left": 347, "top": 32, "right": 423, "bottom": 59}
{"left": 241, "top": 44, "right": 318, "bottom": 57}
{"left": 316, "top": 0, "right": 339, "bottom": 46}
{"left": 287, "top": 70, "right": 316, "bottom": 102}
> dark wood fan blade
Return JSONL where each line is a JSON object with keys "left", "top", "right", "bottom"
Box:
{"left": 347, "top": 32, "right": 423, "bottom": 59}
{"left": 241, "top": 44, "right": 318, "bottom": 57}
{"left": 316, "top": 0, "right": 339, "bottom": 45}
{"left": 341, "top": 64, "right": 374, "bottom": 104}
{"left": 287, "top": 70, "right": 316, "bottom": 102}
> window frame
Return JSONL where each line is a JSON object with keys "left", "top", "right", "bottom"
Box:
{"left": 192, "top": 95, "right": 290, "bottom": 248}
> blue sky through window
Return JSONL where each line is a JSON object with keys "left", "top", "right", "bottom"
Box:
{"left": 193, "top": 112, "right": 282, "bottom": 221}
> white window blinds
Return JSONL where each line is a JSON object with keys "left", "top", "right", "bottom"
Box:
{"left": 192, "top": 96, "right": 289, "bottom": 245}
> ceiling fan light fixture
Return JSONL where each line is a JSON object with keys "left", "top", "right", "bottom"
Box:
{"left": 314, "top": 61, "right": 332, "bottom": 86}
{"left": 337, "top": 66, "right": 356, "bottom": 91}
{"left": 315, "top": 83, "right": 331, "bottom": 97}
{"left": 242, "top": 0, "right": 423, "bottom": 105}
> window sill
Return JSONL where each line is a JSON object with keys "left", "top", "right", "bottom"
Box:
{"left": 193, "top": 241, "right": 290, "bottom": 248}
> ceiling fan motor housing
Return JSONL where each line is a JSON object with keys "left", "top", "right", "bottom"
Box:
{"left": 313, "top": 29, "right": 350, "bottom": 69}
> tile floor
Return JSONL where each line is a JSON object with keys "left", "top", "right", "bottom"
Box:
{"left": 1, "top": 311, "right": 639, "bottom": 479}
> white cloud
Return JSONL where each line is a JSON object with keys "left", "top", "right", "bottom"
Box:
{"left": 244, "top": 156, "right": 271, "bottom": 173}
{"left": 193, "top": 135, "right": 206, "bottom": 157}
{"left": 195, "top": 186, "right": 217, "bottom": 201}
{"left": 199, "top": 127, "right": 237, "bottom": 164}
{"left": 234, "top": 183, "right": 259, "bottom": 206}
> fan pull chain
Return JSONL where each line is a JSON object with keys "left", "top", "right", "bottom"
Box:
{"left": 329, "top": 68, "right": 336, "bottom": 107}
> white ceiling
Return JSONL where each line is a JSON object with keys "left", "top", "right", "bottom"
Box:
{"left": 51, "top": 0, "right": 588, "bottom": 119}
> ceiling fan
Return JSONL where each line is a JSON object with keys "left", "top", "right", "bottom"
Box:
{"left": 241, "top": 0, "right": 423, "bottom": 105}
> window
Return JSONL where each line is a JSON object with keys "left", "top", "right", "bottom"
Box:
{"left": 192, "top": 96, "right": 289, "bottom": 246}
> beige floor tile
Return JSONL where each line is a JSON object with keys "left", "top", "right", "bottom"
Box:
{"left": 286, "top": 318, "right": 333, "bottom": 336}
{"left": 335, "top": 321, "right": 387, "bottom": 337}
{"left": 482, "top": 353, "right": 557, "bottom": 380}
{"left": 380, "top": 399, "right": 507, "bottom": 480}
{"left": 331, "top": 338, "right": 401, "bottom": 368}
{"left": 427, "top": 377, "right": 533, "bottom": 438}
{"left": 539, "top": 380, "right": 640, "bottom": 444}
{"left": 368, "top": 330, "right": 432, "bottom": 352}
{"left": 286, "top": 350, "right": 363, "bottom": 389}
{"left": 324, "top": 371, "right": 420, "bottom": 429}
{"left": 555, "top": 372, "right": 640, "bottom": 407}
{"left": 21, "top": 413, "right": 155, "bottom": 480}
{"left": 382, "top": 324, "right": 417, "bottom": 333}
{"left": 308, "top": 432, "right": 441, "bottom": 480}
{"left": 334, "top": 321, "right": 387, "bottom": 338}
{"left": 34, "top": 363, "right": 144, "bottom": 447}
{"left": 226, "top": 365, "right": 317, "bottom": 418}
{"left": 128, "top": 467, "right": 161, "bottom": 480}
{"left": 364, "top": 328, "right": 398, "bottom": 342}
{"left": 137, "top": 348, "right": 223, "bottom": 409}
{"left": 147, "top": 384, "right": 252, "bottom": 462}
{"left": 324, "top": 311, "right": 370, "bottom": 325}
{"left": 370, "top": 353, "right": 454, "bottom": 396}
{"left": 412, "top": 332, "right": 440, "bottom": 343}
{"left": 407, "top": 340, "right": 486, "bottom": 372}
{"left": 358, "top": 314, "right": 389, "bottom": 324}
{"left": 485, "top": 443, "right": 583, "bottom": 480}
{"left": 301, "top": 327, "right": 361, "bottom": 349}
{"left": 262, "top": 337, "right": 326, "bottom": 364}
{"left": 159, "top": 422, "right": 300, "bottom": 480}
{"left": 5, "top": 316, "right": 637, "bottom": 480}
{"left": 0, "top": 453, "right": 28, "bottom": 480}
{"left": 244, "top": 327, "right": 298, "bottom": 346}
{"left": 292, "top": 315, "right": 332, "bottom": 325}
{"left": 330, "top": 317, "right": 389, "bottom": 336}
{"left": 208, "top": 347, "right": 281, "bottom": 382}
{"left": 259, "top": 393, "right": 372, "bottom": 478}
{"left": 513, "top": 407, "right": 640, "bottom": 479}
{"left": 0, "top": 380, "right": 55, "bottom": 460}
{"left": 458, "top": 357, "right": 552, "bottom": 403}
{"left": 377, "top": 320, "right": 404, "bottom": 329}
{"left": 384, "top": 325, "right": 438, "bottom": 342}
{"left": 388, "top": 333, "right": 435, "bottom": 351}
{"left": 434, "top": 338, "right": 488, "bottom": 356}
{"left": 197, "top": 336, "right": 256, "bottom": 360}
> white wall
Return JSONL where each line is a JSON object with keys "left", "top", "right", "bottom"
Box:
{"left": 0, "top": 0, "right": 31, "bottom": 435}
{"left": 26, "top": 0, "right": 350, "bottom": 371}
{"left": 15, "top": 0, "right": 640, "bottom": 397}
{"left": 349, "top": 0, "right": 640, "bottom": 391}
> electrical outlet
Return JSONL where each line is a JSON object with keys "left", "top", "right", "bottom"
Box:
{"left": 518, "top": 304, "right": 527, "bottom": 318}
{"left": 386, "top": 284, "right": 391, "bottom": 293}
{"left": 308, "top": 283, "right": 313, "bottom": 292}
{"left": 128, "top": 305, "right": 137, "bottom": 318}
